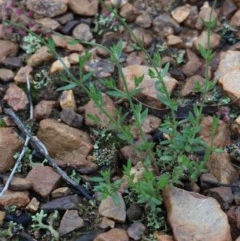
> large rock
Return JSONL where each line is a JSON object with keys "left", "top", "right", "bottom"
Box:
{"left": 215, "top": 50, "right": 240, "bottom": 80}
{"left": 27, "top": 46, "right": 54, "bottom": 67}
{"left": 120, "top": 65, "right": 178, "bottom": 109}
{"left": 26, "top": 166, "right": 61, "bottom": 198}
{"left": 94, "top": 228, "right": 129, "bottom": 241}
{"left": 84, "top": 93, "right": 117, "bottom": 128}
{"left": 229, "top": 9, "right": 240, "bottom": 29}
{"left": 163, "top": 186, "right": 232, "bottom": 241}
{"left": 26, "top": 0, "right": 67, "bottom": 17}
{"left": 99, "top": 193, "right": 126, "bottom": 223}
{"left": 219, "top": 69, "right": 240, "bottom": 105}
{"left": 0, "top": 190, "right": 30, "bottom": 208}
{"left": 199, "top": 116, "right": 231, "bottom": 148}
{"left": 207, "top": 152, "right": 239, "bottom": 184}
{"left": 37, "top": 119, "right": 93, "bottom": 163}
{"left": 0, "top": 40, "right": 18, "bottom": 63}
{"left": 59, "top": 210, "right": 84, "bottom": 237}
{"left": 68, "top": 0, "right": 99, "bottom": 16}
{"left": 0, "top": 128, "right": 24, "bottom": 173}
{"left": 193, "top": 30, "right": 221, "bottom": 51}
{"left": 3, "top": 84, "right": 29, "bottom": 111}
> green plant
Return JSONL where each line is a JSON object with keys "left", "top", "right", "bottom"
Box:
{"left": 33, "top": 69, "right": 52, "bottom": 89}
{"left": 0, "top": 118, "right": 6, "bottom": 127}
{"left": 90, "top": 169, "right": 122, "bottom": 206}
{"left": 21, "top": 33, "right": 42, "bottom": 54}
{"left": 93, "top": 9, "right": 123, "bottom": 35}
{"left": 31, "top": 210, "right": 59, "bottom": 241}
{"left": 0, "top": 221, "right": 23, "bottom": 239}
{"left": 9, "top": 0, "right": 220, "bottom": 233}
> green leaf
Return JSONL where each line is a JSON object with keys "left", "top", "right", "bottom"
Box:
{"left": 161, "top": 62, "right": 170, "bottom": 78}
{"left": 148, "top": 68, "right": 156, "bottom": 78}
{"left": 157, "top": 173, "right": 170, "bottom": 189}
{"left": 47, "top": 37, "right": 55, "bottom": 51}
{"left": 152, "top": 52, "right": 162, "bottom": 67}
{"left": 82, "top": 71, "right": 94, "bottom": 82}
{"left": 107, "top": 90, "right": 127, "bottom": 98}
{"left": 198, "top": 44, "right": 207, "bottom": 59}
{"left": 160, "top": 155, "right": 173, "bottom": 161}
{"left": 56, "top": 82, "right": 78, "bottom": 91}
{"left": 112, "top": 192, "right": 121, "bottom": 206}
{"left": 87, "top": 114, "right": 101, "bottom": 124}
{"left": 134, "top": 75, "right": 144, "bottom": 87}
{"left": 89, "top": 176, "right": 104, "bottom": 182}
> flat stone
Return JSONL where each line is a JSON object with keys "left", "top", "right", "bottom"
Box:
{"left": 181, "top": 75, "right": 205, "bottom": 96}
{"left": 132, "top": 28, "right": 152, "bottom": 48}
{"left": 54, "top": 12, "right": 74, "bottom": 25}
{"left": 34, "top": 100, "right": 56, "bottom": 120}
{"left": 0, "top": 68, "right": 14, "bottom": 82}
{"left": 0, "top": 40, "right": 19, "bottom": 63}
{"left": 127, "top": 222, "right": 146, "bottom": 241}
{"left": 166, "top": 35, "right": 184, "bottom": 47}
{"left": 3, "top": 176, "right": 32, "bottom": 191}
{"left": 215, "top": 50, "right": 240, "bottom": 80}
{"left": 72, "top": 23, "right": 93, "bottom": 41}
{"left": 126, "top": 52, "right": 145, "bottom": 65}
{"left": 163, "top": 186, "right": 232, "bottom": 241}
{"left": 94, "top": 228, "right": 129, "bottom": 241}
{"left": 26, "top": 0, "right": 67, "bottom": 17}
{"left": 0, "top": 190, "right": 30, "bottom": 208}
{"left": 230, "top": 9, "right": 240, "bottom": 29}
{"left": 51, "top": 34, "right": 84, "bottom": 53}
{"left": 51, "top": 187, "right": 71, "bottom": 198}
{"left": 193, "top": 30, "right": 221, "bottom": 51}
{"left": 99, "top": 217, "right": 115, "bottom": 229}
{"left": 154, "top": 232, "right": 174, "bottom": 241}
{"left": 121, "top": 65, "right": 178, "bottom": 109}
{"left": 0, "top": 128, "right": 24, "bottom": 173}
{"left": 222, "top": 0, "right": 238, "bottom": 19}
{"left": 3, "top": 84, "right": 29, "bottom": 111}
{"left": 37, "top": 119, "right": 92, "bottom": 162}
{"left": 171, "top": 4, "right": 191, "bottom": 23}
{"left": 59, "top": 90, "right": 77, "bottom": 111}
{"left": 207, "top": 152, "right": 239, "bottom": 184}
{"left": 59, "top": 210, "right": 84, "bottom": 236}
{"left": 49, "top": 56, "right": 71, "bottom": 74}
{"left": 99, "top": 193, "right": 126, "bottom": 223}
{"left": 26, "top": 166, "right": 61, "bottom": 198}
{"left": 36, "top": 18, "right": 60, "bottom": 30}
{"left": 119, "top": 3, "right": 138, "bottom": 22}
{"left": 60, "top": 108, "right": 83, "bottom": 128}
{"left": 204, "top": 186, "right": 234, "bottom": 210}
{"left": 153, "top": 13, "right": 180, "bottom": 36}
{"left": 14, "top": 65, "right": 33, "bottom": 84}
{"left": 195, "top": 2, "right": 218, "bottom": 29}
{"left": 68, "top": 0, "right": 99, "bottom": 16}
{"left": 25, "top": 197, "right": 40, "bottom": 213}
{"left": 27, "top": 46, "right": 54, "bottom": 67}
{"left": 41, "top": 194, "right": 81, "bottom": 211}
{"left": 84, "top": 93, "right": 117, "bottom": 128}
{"left": 2, "top": 57, "right": 23, "bottom": 68}
{"left": 135, "top": 14, "right": 152, "bottom": 28}
{"left": 199, "top": 116, "right": 231, "bottom": 148}
{"left": 219, "top": 69, "right": 240, "bottom": 105}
